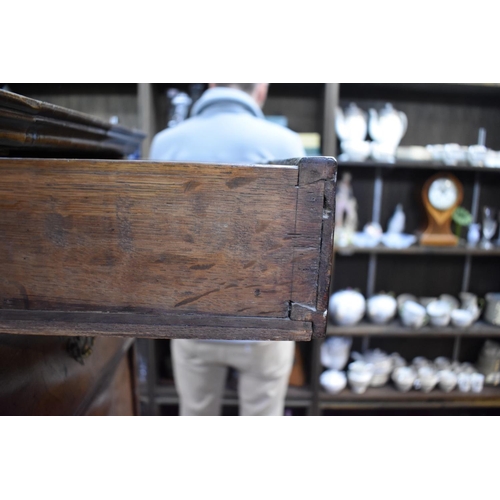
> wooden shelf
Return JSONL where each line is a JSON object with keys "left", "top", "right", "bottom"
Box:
{"left": 334, "top": 244, "right": 500, "bottom": 256}
{"left": 339, "top": 83, "right": 500, "bottom": 106}
{"left": 139, "top": 381, "right": 312, "bottom": 408}
{"left": 339, "top": 160, "right": 500, "bottom": 173}
{"left": 326, "top": 320, "right": 500, "bottom": 337}
{"left": 319, "top": 383, "right": 500, "bottom": 409}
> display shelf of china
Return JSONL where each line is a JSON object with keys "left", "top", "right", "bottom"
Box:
{"left": 326, "top": 320, "right": 500, "bottom": 337}
{"left": 138, "top": 381, "right": 313, "bottom": 408}
{"left": 318, "top": 384, "right": 500, "bottom": 409}
{"left": 334, "top": 244, "right": 500, "bottom": 256}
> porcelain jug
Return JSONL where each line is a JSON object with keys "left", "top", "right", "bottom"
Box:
{"left": 368, "top": 103, "right": 408, "bottom": 148}
{"left": 335, "top": 103, "right": 368, "bottom": 142}
{"left": 459, "top": 292, "right": 483, "bottom": 321}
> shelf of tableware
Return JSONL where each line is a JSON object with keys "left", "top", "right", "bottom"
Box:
{"left": 138, "top": 381, "right": 313, "bottom": 408}
{"left": 334, "top": 244, "right": 500, "bottom": 256}
{"left": 326, "top": 320, "right": 500, "bottom": 337}
{"left": 318, "top": 384, "right": 500, "bottom": 409}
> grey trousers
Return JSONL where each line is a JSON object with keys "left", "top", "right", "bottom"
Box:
{"left": 171, "top": 339, "right": 295, "bottom": 416}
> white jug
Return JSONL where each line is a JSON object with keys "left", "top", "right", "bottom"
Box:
{"left": 368, "top": 103, "right": 408, "bottom": 149}
{"left": 335, "top": 103, "right": 368, "bottom": 142}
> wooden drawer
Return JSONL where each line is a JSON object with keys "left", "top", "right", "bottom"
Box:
{"left": 0, "top": 156, "right": 336, "bottom": 341}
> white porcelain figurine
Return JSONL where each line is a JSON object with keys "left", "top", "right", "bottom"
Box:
{"left": 387, "top": 204, "right": 405, "bottom": 234}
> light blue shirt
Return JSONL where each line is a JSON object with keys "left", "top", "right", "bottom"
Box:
{"left": 149, "top": 87, "right": 305, "bottom": 164}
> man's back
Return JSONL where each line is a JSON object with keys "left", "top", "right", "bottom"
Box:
{"left": 149, "top": 86, "right": 305, "bottom": 163}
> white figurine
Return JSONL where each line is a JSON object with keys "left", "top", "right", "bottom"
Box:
{"left": 334, "top": 172, "right": 358, "bottom": 247}
{"left": 387, "top": 204, "right": 405, "bottom": 234}
{"left": 467, "top": 223, "right": 481, "bottom": 247}
{"left": 335, "top": 172, "right": 358, "bottom": 233}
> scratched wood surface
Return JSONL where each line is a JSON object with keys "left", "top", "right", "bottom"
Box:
{"left": 0, "top": 156, "right": 336, "bottom": 340}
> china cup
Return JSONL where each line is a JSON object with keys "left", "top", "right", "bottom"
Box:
{"left": 392, "top": 366, "right": 417, "bottom": 392}
{"left": 438, "top": 369, "right": 457, "bottom": 392}
{"left": 471, "top": 372, "right": 485, "bottom": 393}
{"left": 426, "top": 300, "right": 451, "bottom": 327}
{"left": 457, "top": 372, "right": 472, "bottom": 392}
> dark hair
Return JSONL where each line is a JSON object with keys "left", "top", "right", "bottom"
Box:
{"left": 214, "top": 84, "right": 258, "bottom": 94}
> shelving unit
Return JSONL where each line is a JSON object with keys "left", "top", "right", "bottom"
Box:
{"left": 319, "top": 385, "right": 500, "bottom": 410}
{"left": 6, "top": 82, "right": 500, "bottom": 415}
{"left": 315, "top": 152, "right": 500, "bottom": 414}
{"left": 312, "top": 82, "right": 500, "bottom": 415}
{"left": 326, "top": 321, "right": 500, "bottom": 337}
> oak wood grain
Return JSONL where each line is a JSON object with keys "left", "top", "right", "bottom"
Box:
{"left": 0, "top": 156, "right": 337, "bottom": 340}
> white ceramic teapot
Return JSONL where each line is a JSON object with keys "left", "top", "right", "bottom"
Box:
{"left": 368, "top": 103, "right": 408, "bottom": 151}
{"left": 335, "top": 103, "right": 368, "bottom": 142}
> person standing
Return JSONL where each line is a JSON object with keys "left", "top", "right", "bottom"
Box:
{"left": 149, "top": 83, "right": 306, "bottom": 416}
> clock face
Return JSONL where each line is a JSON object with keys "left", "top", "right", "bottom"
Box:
{"left": 428, "top": 178, "right": 458, "bottom": 211}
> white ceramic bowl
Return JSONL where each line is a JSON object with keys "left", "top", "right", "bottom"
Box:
{"left": 417, "top": 366, "right": 438, "bottom": 392}
{"left": 381, "top": 232, "right": 417, "bottom": 249}
{"left": 352, "top": 232, "right": 382, "bottom": 248}
{"left": 320, "top": 336, "right": 352, "bottom": 370}
{"left": 320, "top": 370, "right": 347, "bottom": 394}
{"left": 400, "top": 300, "right": 427, "bottom": 328}
{"left": 426, "top": 300, "right": 451, "bottom": 327}
{"left": 367, "top": 294, "right": 397, "bottom": 324}
{"left": 392, "top": 366, "right": 416, "bottom": 392}
{"left": 450, "top": 308, "right": 475, "bottom": 328}
{"left": 329, "top": 290, "right": 366, "bottom": 326}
